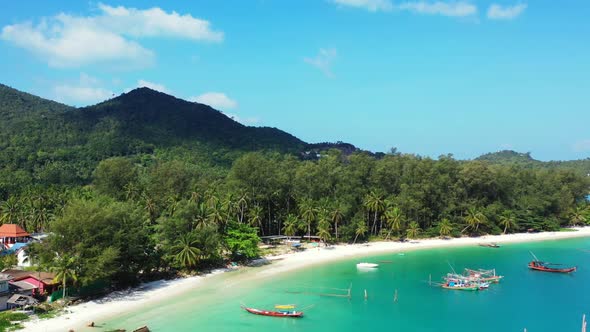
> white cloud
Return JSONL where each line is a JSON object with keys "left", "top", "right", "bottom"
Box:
{"left": 397, "top": 1, "right": 477, "bottom": 17}
{"left": 331, "top": 0, "right": 478, "bottom": 17}
{"left": 573, "top": 139, "right": 590, "bottom": 152}
{"left": 0, "top": 4, "right": 222, "bottom": 67}
{"left": 53, "top": 73, "right": 113, "bottom": 105}
{"left": 1, "top": 19, "right": 153, "bottom": 68}
{"left": 96, "top": 4, "right": 223, "bottom": 41}
{"left": 137, "top": 80, "right": 171, "bottom": 94}
{"left": 189, "top": 92, "right": 238, "bottom": 110}
{"left": 487, "top": 3, "right": 527, "bottom": 20}
{"left": 304, "top": 48, "right": 337, "bottom": 77}
{"left": 331, "top": 0, "right": 393, "bottom": 12}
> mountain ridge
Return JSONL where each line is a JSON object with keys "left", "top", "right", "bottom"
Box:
{"left": 0, "top": 83, "right": 587, "bottom": 166}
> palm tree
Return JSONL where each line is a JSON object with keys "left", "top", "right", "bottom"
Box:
{"left": 569, "top": 206, "right": 587, "bottom": 227}
{"left": 499, "top": 210, "right": 517, "bottom": 234}
{"left": 189, "top": 191, "right": 201, "bottom": 204}
{"left": 222, "top": 194, "right": 238, "bottom": 223}
{"left": 352, "top": 222, "right": 368, "bottom": 245}
{"left": 165, "top": 195, "right": 180, "bottom": 217}
{"left": 0, "top": 196, "right": 21, "bottom": 224}
{"left": 206, "top": 195, "right": 220, "bottom": 210}
{"left": 363, "top": 191, "right": 386, "bottom": 235}
{"left": 171, "top": 233, "right": 201, "bottom": 269}
{"left": 438, "top": 218, "right": 453, "bottom": 238}
{"left": 316, "top": 212, "right": 332, "bottom": 246}
{"left": 299, "top": 199, "right": 317, "bottom": 241}
{"left": 462, "top": 207, "right": 487, "bottom": 234}
{"left": 316, "top": 223, "right": 332, "bottom": 247}
{"left": 143, "top": 195, "right": 158, "bottom": 224}
{"left": 194, "top": 203, "right": 211, "bottom": 229}
{"left": 236, "top": 193, "right": 249, "bottom": 224}
{"left": 50, "top": 255, "right": 78, "bottom": 300}
{"left": 330, "top": 203, "right": 345, "bottom": 241}
{"left": 282, "top": 214, "right": 299, "bottom": 237}
{"left": 28, "top": 205, "right": 53, "bottom": 233}
{"left": 406, "top": 221, "right": 421, "bottom": 239}
{"left": 124, "top": 183, "right": 140, "bottom": 201}
{"left": 384, "top": 206, "right": 404, "bottom": 240}
{"left": 208, "top": 202, "right": 225, "bottom": 231}
{"left": 248, "top": 205, "right": 264, "bottom": 234}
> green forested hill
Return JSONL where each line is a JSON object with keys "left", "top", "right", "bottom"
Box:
{"left": 0, "top": 84, "right": 306, "bottom": 193}
{"left": 476, "top": 150, "right": 590, "bottom": 176}
{"left": 74, "top": 88, "right": 305, "bottom": 153}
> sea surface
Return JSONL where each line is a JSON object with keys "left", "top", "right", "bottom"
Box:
{"left": 104, "top": 237, "right": 590, "bottom": 332}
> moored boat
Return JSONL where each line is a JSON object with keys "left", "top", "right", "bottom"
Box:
{"left": 528, "top": 261, "right": 576, "bottom": 273}
{"left": 464, "top": 268, "right": 504, "bottom": 283}
{"left": 242, "top": 305, "right": 303, "bottom": 318}
{"left": 528, "top": 251, "right": 576, "bottom": 273}
{"left": 356, "top": 262, "right": 379, "bottom": 268}
{"left": 441, "top": 280, "right": 479, "bottom": 291}
{"left": 479, "top": 243, "right": 500, "bottom": 248}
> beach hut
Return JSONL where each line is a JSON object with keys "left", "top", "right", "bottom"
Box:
{"left": 6, "top": 294, "right": 38, "bottom": 310}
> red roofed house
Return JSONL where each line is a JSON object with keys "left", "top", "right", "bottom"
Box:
{"left": 3, "top": 269, "right": 58, "bottom": 296}
{"left": 0, "top": 224, "right": 30, "bottom": 249}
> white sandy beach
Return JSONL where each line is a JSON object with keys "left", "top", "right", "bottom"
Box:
{"left": 22, "top": 227, "right": 590, "bottom": 332}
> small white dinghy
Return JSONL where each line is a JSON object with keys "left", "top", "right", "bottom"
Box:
{"left": 356, "top": 262, "right": 379, "bottom": 269}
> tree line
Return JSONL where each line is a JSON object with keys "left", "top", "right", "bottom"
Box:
{"left": 1, "top": 150, "right": 589, "bottom": 292}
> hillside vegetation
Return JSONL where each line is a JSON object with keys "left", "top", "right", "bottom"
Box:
{"left": 0, "top": 83, "right": 588, "bottom": 291}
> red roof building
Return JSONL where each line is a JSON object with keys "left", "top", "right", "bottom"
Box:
{"left": 0, "top": 224, "right": 30, "bottom": 247}
{"left": 3, "top": 269, "right": 58, "bottom": 295}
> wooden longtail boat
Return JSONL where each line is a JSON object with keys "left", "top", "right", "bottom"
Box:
{"left": 528, "top": 252, "right": 576, "bottom": 273}
{"left": 528, "top": 261, "right": 576, "bottom": 273}
{"left": 242, "top": 306, "right": 304, "bottom": 318}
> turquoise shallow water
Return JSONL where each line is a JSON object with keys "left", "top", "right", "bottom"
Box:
{"left": 104, "top": 237, "right": 590, "bottom": 332}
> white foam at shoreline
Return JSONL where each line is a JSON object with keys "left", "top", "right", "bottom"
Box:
{"left": 22, "top": 227, "right": 590, "bottom": 331}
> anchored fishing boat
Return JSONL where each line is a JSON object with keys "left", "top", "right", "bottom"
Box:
{"left": 528, "top": 261, "right": 576, "bottom": 273}
{"left": 438, "top": 263, "right": 496, "bottom": 291}
{"left": 528, "top": 252, "right": 576, "bottom": 273}
{"left": 241, "top": 305, "right": 303, "bottom": 318}
{"left": 441, "top": 279, "right": 481, "bottom": 291}
{"left": 464, "top": 268, "right": 504, "bottom": 283}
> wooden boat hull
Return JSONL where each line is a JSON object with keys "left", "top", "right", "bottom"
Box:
{"left": 479, "top": 244, "right": 500, "bottom": 248}
{"left": 528, "top": 264, "right": 576, "bottom": 273}
{"left": 441, "top": 285, "right": 479, "bottom": 291}
{"left": 242, "top": 306, "right": 303, "bottom": 318}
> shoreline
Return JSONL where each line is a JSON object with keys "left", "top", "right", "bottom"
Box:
{"left": 22, "top": 227, "right": 590, "bottom": 331}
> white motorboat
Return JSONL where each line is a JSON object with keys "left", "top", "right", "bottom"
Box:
{"left": 356, "top": 262, "right": 379, "bottom": 268}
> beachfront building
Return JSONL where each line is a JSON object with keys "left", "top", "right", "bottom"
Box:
{"left": 3, "top": 269, "right": 58, "bottom": 296}
{"left": 0, "top": 224, "right": 30, "bottom": 249}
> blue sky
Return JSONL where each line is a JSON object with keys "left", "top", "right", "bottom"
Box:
{"left": 1, "top": 1, "right": 589, "bottom": 161}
